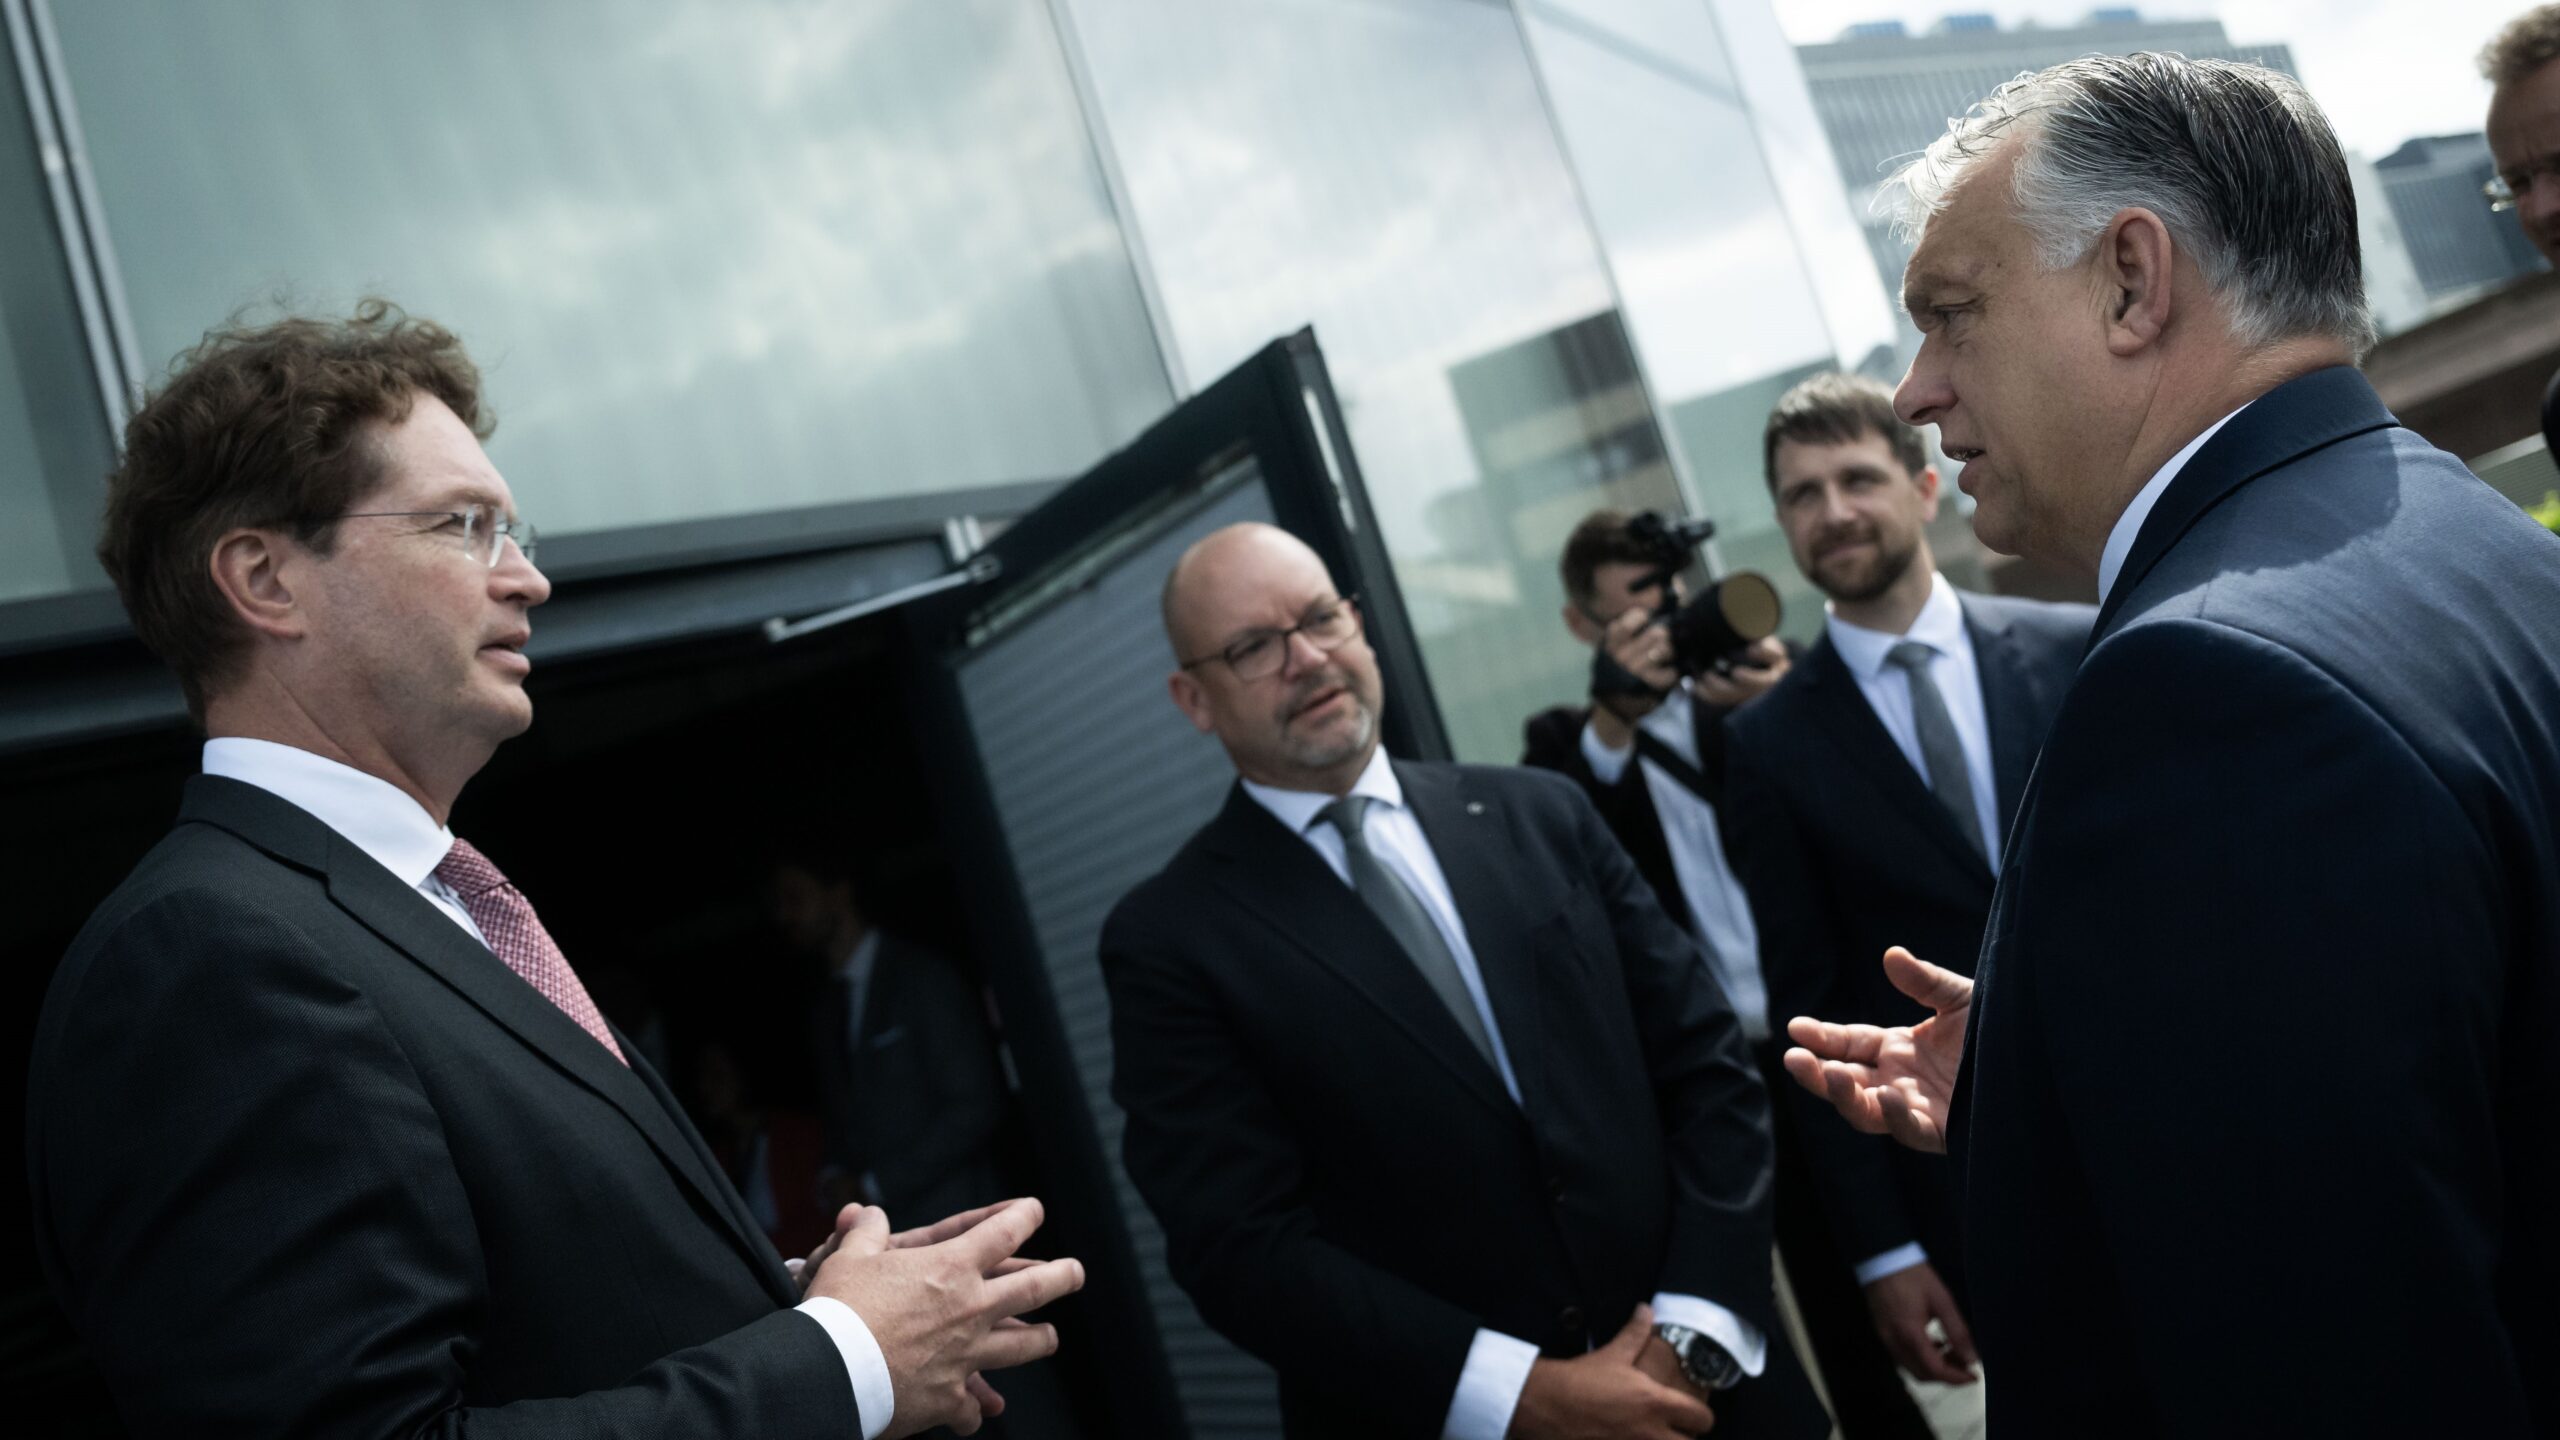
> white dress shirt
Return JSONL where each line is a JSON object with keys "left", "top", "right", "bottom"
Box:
{"left": 2097, "top": 404, "right": 2249, "bottom": 604}
{"left": 1243, "top": 747, "right": 1765, "bottom": 1440}
{"left": 201, "top": 736, "right": 898, "bottom": 1440}
{"left": 1825, "top": 573, "right": 2004, "bottom": 875}
{"left": 1575, "top": 684, "right": 1769, "bottom": 1041}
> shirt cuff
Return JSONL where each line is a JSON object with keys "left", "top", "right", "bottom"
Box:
{"left": 1579, "top": 718, "right": 1635, "bottom": 785}
{"left": 1650, "top": 1292, "right": 1766, "bottom": 1378}
{"left": 1853, "top": 1242, "right": 1930, "bottom": 1287}
{"left": 1441, "top": 1327, "right": 1540, "bottom": 1440}
{"left": 797, "top": 1297, "right": 895, "bottom": 1440}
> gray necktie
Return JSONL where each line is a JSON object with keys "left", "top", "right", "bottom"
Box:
{"left": 1318, "top": 795, "right": 1500, "bottom": 1071}
{"left": 1887, "top": 640, "right": 1990, "bottom": 862}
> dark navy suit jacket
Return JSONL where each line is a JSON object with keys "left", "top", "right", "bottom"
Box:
{"left": 1954, "top": 367, "right": 2560, "bottom": 1435}
{"left": 1101, "top": 761, "right": 1828, "bottom": 1440}
{"left": 28, "top": 778, "right": 855, "bottom": 1437}
{"left": 1720, "top": 590, "right": 2091, "bottom": 1292}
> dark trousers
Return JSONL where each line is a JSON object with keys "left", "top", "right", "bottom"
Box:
{"left": 1760, "top": 1047, "right": 1936, "bottom": 1440}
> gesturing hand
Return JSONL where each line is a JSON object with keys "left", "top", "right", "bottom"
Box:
{"left": 1510, "top": 1304, "right": 1715, "bottom": 1440}
{"left": 805, "top": 1197, "right": 1084, "bottom": 1438}
{"left": 1862, "top": 1260, "right": 1979, "bottom": 1385}
{"left": 1782, "top": 946, "right": 1970, "bottom": 1155}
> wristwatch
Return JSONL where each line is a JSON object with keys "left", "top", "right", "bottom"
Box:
{"left": 1653, "top": 1322, "right": 1744, "bottom": 1391}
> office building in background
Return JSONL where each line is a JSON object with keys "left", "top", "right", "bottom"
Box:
{"left": 2374, "top": 132, "right": 2550, "bottom": 306}
{"left": 1793, "top": 11, "right": 2445, "bottom": 342}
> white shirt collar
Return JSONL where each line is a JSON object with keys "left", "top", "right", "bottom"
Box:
{"left": 836, "top": 927, "right": 883, "bottom": 982}
{"left": 200, "top": 736, "right": 455, "bottom": 886}
{"left": 1825, "top": 570, "right": 1963, "bottom": 679}
{"left": 1240, "top": 743, "right": 1400, "bottom": 835}
{"left": 2097, "top": 403, "right": 2249, "bottom": 604}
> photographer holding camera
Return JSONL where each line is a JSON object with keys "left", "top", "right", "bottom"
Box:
{"left": 1526, "top": 512, "right": 1788, "bottom": 1015}
{"left": 1526, "top": 508, "right": 1940, "bottom": 1440}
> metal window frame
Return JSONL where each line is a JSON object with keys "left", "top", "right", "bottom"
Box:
{"left": 4, "top": 0, "right": 141, "bottom": 438}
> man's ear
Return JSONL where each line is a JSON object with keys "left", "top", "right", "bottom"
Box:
{"left": 207, "top": 528, "right": 309, "bottom": 642}
{"left": 2100, "top": 207, "right": 2175, "bottom": 357}
{"left": 1167, "top": 669, "right": 1215, "bottom": 735}
{"left": 1562, "top": 601, "right": 1601, "bottom": 647}
{"left": 1914, "top": 464, "right": 1943, "bottom": 524}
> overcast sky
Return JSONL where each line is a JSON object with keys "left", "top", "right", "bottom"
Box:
{"left": 1774, "top": 0, "right": 2520, "bottom": 160}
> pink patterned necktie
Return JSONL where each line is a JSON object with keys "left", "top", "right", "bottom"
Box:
{"left": 433, "top": 837, "right": 628, "bottom": 1065}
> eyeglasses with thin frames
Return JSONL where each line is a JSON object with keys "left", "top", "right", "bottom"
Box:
{"left": 2484, "top": 152, "right": 2560, "bottom": 212}
{"left": 1179, "top": 594, "right": 1362, "bottom": 680}
{"left": 334, "top": 502, "right": 537, "bottom": 568}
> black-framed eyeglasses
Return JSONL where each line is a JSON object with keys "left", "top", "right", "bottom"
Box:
{"left": 335, "top": 501, "right": 537, "bottom": 568}
{"left": 2485, "top": 152, "right": 2560, "bottom": 212}
{"left": 1179, "top": 594, "right": 1362, "bottom": 680}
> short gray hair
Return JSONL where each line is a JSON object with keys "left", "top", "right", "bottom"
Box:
{"left": 1883, "top": 52, "right": 2374, "bottom": 357}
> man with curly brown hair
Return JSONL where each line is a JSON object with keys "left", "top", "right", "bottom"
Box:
{"left": 27, "top": 301, "right": 1081, "bottom": 1438}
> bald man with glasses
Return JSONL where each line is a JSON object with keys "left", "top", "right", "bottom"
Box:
{"left": 1099, "top": 522, "right": 1829, "bottom": 1440}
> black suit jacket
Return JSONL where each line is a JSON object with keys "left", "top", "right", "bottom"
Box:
{"left": 1718, "top": 591, "right": 2090, "bottom": 1282}
{"left": 26, "top": 777, "right": 858, "bottom": 1437}
{"left": 813, "top": 933, "right": 1007, "bottom": 1222}
{"left": 1100, "top": 761, "right": 1826, "bottom": 1440}
{"left": 1520, "top": 689, "right": 1737, "bottom": 937}
{"left": 1954, "top": 367, "right": 2560, "bottom": 1434}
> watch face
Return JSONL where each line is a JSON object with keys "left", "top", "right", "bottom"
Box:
{"left": 1677, "top": 1333, "right": 1743, "bottom": 1390}
{"left": 1694, "top": 1343, "right": 1744, "bottom": 1390}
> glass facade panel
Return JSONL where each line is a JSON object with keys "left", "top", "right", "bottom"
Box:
{"left": 46, "top": 0, "right": 1173, "bottom": 546}
{"left": 1064, "top": 0, "right": 1688, "bottom": 762}
{"left": 1521, "top": 0, "right": 1913, "bottom": 641}
{"left": 0, "top": 22, "right": 113, "bottom": 606}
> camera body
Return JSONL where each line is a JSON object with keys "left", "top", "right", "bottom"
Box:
{"left": 1591, "top": 511, "right": 1783, "bottom": 699}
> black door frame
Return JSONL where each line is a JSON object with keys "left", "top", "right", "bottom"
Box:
{"left": 894, "top": 328, "right": 1443, "bottom": 1438}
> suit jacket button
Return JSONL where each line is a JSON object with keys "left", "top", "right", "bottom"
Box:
{"left": 1557, "top": 1305, "right": 1585, "bottom": 1334}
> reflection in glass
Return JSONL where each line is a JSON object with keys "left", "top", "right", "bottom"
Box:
{"left": 0, "top": 28, "right": 115, "bottom": 606}
{"left": 1066, "top": 0, "right": 1684, "bottom": 761}
{"left": 47, "top": 0, "right": 1174, "bottom": 541}
{"left": 1519, "top": 0, "right": 1923, "bottom": 641}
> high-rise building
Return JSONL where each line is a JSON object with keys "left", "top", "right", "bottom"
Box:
{"left": 1793, "top": 10, "right": 2391, "bottom": 342}
{"left": 2374, "top": 133, "right": 2550, "bottom": 305}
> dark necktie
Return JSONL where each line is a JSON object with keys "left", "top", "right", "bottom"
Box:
{"left": 1318, "top": 795, "right": 1499, "bottom": 1072}
{"left": 1886, "top": 640, "right": 1990, "bottom": 863}
{"left": 434, "top": 838, "right": 629, "bottom": 1064}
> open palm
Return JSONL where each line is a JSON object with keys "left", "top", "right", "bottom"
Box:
{"left": 1782, "top": 946, "right": 1970, "bottom": 1155}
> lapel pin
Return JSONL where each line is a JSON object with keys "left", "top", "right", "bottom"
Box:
{"left": 1466, "top": 801, "right": 1486, "bottom": 816}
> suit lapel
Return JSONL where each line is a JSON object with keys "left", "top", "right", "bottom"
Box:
{"left": 1397, "top": 762, "right": 1545, "bottom": 1118}
{"left": 181, "top": 777, "right": 786, "bottom": 1294}
{"left": 2091, "top": 366, "right": 2399, "bottom": 643}
{"left": 1197, "top": 782, "right": 1518, "bottom": 1123}
{"left": 625, "top": 1035, "right": 799, "bottom": 1303}
{"left": 1800, "top": 634, "right": 1992, "bottom": 882}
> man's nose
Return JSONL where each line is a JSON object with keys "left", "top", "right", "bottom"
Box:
{"left": 1819, "top": 484, "right": 1860, "bottom": 528}
{"left": 1895, "top": 348, "right": 1950, "bottom": 428}
{"left": 495, "top": 541, "right": 552, "bottom": 607}
{"left": 1280, "top": 627, "right": 1330, "bottom": 677}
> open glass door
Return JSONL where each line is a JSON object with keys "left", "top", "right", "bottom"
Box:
{"left": 899, "top": 330, "right": 1438, "bottom": 1440}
